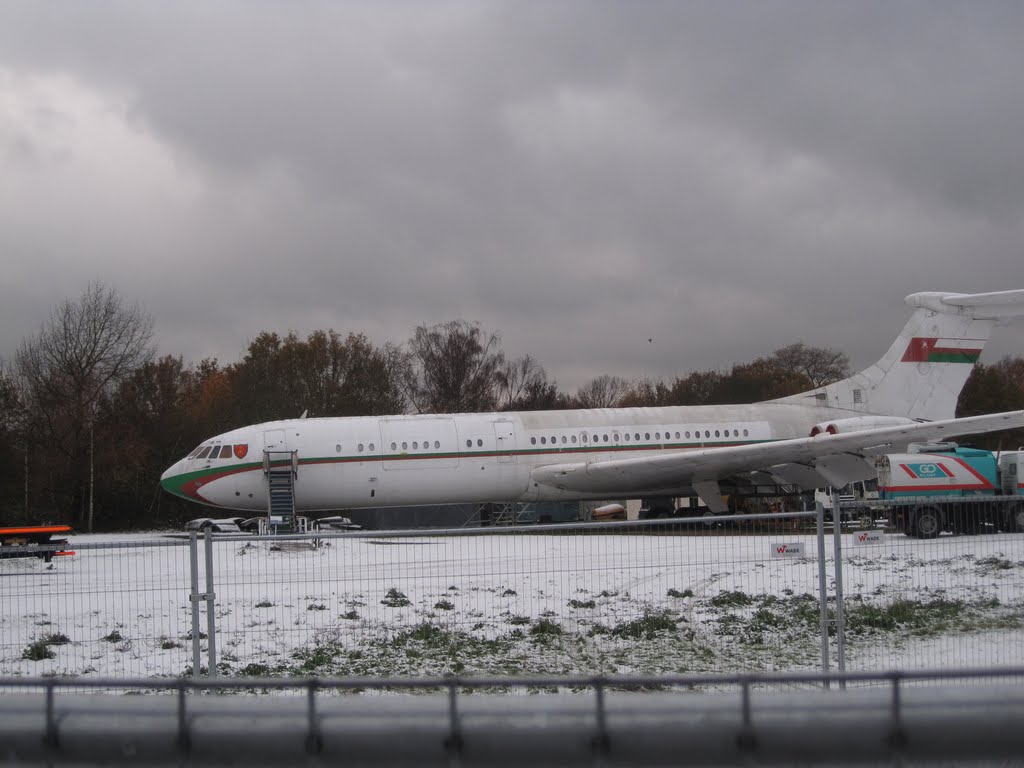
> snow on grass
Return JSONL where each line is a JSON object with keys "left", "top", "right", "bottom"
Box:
{"left": 3, "top": 528, "right": 1023, "bottom": 681}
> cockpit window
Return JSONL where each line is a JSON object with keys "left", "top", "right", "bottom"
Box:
{"left": 195, "top": 446, "right": 213, "bottom": 460}
{"left": 218, "top": 445, "right": 233, "bottom": 459}
{"left": 187, "top": 446, "right": 204, "bottom": 459}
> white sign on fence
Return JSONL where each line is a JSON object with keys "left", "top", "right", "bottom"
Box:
{"left": 852, "top": 530, "right": 885, "bottom": 546}
{"left": 770, "top": 542, "right": 805, "bottom": 558}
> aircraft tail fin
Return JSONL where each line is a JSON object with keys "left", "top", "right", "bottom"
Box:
{"left": 773, "top": 289, "right": 1024, "bottom": 421}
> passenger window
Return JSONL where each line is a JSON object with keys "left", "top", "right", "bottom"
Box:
{"left": 743, "top": 429, "right": 749, "bottom": 437}
{"left": 561, "top": 436, "right": 567, "bottom": 444}
{"left": 644, "top": 433, "right": 650, "bottom": 441}
{"left": 466, "top": 439, "right": 472, "bottom": 448}
{"left": 582, "top": 434, "right": 588, "bottom": 443}
{"left": 402, "top": 442, "right": 408, "bottom": 450}
{"left": 635, "top": 433, "right": 640, "bottom": 441}
{"left": 369, "top": 443, "right": 375, "bottom": 451}
{"left": 705, "top": 431, "right": 711, "bottom": 438}
{"left": 434, "top": 441, "right": 440, "bottom": 449}
{"left": 685, "top": 431, "right": 691, "bottom": 439}
{"left": 413, "top": 441, "right": 419, "bottom": 450}
{"left": 358, "top": 444, "right": 364, "bottom": 452}
{"left": 477, "top": 439, "right": 483, "bottom": 447}
{"left": 571, "top": 435, "right": 577, "bottom": 444}
{"left": 531, "top": 437, "right": 537, "bottom": 445}
{"left": 655, "top": 432, "right": 661, "bottom": 440}
{"left": 541, "top": 437, "right": 547, "bottom": 445}
{"left": 715, "top": 430, "right": 720, "bottom": 438}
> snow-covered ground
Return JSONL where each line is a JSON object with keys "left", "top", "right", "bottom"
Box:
{"left": 3, "top": 526, "right": 1022, "bottom": 681}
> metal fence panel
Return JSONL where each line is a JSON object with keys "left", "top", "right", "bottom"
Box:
{"left": 836, "top": 497, "right": 1024, "bottom": 673}
{"left": 3, "top": 515, "right": 829, "bottom": 680}
{"left": 1, "top": 538, "right": 195, "bottom": 678}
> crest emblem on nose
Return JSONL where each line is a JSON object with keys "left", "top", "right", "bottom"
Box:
{"left": 234, "top": 444, "right": 248, "bottom": 459}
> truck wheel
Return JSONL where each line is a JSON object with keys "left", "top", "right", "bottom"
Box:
{"left": 912, "top": 506, "right": 943, "bottom": 539}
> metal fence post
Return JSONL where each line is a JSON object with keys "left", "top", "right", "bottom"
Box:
{"left": 204, "top": 527, "right": 218, "bottom": 678}
{"left": 188, "top": 531, "right": 202, "bottom": 679}
{"left": 832, "top": 492, "right": 847, "bottom": 687}
{"left": 816, "top": 501, "right": 830, "bottom": 687}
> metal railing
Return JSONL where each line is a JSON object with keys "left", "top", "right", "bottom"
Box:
{"left": 3, "top": 667, "right": 1024, "bottom": 765}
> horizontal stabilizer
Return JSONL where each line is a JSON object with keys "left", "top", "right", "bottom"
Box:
{"left": 908, "top": 290, "right": 1024, "bottom": 320}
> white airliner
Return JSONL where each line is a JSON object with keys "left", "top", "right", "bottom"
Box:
{"left": 161, "top": 290, "right": 1024, "bottom": 515}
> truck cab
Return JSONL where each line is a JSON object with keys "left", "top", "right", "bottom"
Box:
{"left": 998, "top": 451, "right": 1023, "bottom": 496}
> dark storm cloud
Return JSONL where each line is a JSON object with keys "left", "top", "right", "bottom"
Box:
{"left": 1, "top": 1, "right": 1022, "bottom": 392}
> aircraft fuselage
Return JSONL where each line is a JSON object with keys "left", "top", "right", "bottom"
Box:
{"left": 160, "top": 402, "right": 847, "bottom": 512}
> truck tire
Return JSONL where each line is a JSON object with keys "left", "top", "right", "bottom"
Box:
{"left": 911, "top": 506, "right": 943, "bottom": 539}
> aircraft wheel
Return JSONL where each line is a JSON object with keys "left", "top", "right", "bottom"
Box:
{"left": 701, "top": 510, "right": 718, "bottom": 528}
{"left": 912, "top": 506, "right": 943, "bottom": 539}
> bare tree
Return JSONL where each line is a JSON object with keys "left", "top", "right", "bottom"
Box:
{"left": 405, "top": 320, "right": 505, "bottom": 413}
{"left": 770, "top": 343, "right": 850, "bottom": 388}
{"left": 15, "top": 282, "right": 154, "bottom": 529}
{"left": 574, "top": 374, "right": 630, "bottom": 409}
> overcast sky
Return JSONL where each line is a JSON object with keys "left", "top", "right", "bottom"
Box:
{"left": 2, "top": 2, "right": 1022, "bottom": 393}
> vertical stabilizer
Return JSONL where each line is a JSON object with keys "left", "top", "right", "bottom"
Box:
{"left": 773, "top": 290, "right": 1024, "bottom": 421}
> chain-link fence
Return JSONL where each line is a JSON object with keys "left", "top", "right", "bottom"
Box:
{"left": 3, "top": 500, "right": 1023, "bottom": 683}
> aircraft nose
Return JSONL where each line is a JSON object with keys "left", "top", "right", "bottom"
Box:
{"left": 160, "top": 459, "right": 188, "bottom": 497}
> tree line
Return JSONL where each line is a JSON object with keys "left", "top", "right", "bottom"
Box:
{"left": 1, "top": 283, "right": 1021, "bottom": 531}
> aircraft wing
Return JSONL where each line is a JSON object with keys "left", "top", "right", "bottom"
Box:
{"left": 529, "top": 410, "right": 1024, "bottom": 507}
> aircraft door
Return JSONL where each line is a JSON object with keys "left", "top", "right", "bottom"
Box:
{"left": 494, "top": 420, "right": 515, "bottom": 463}
{"left": 263, "top": 429, "right": 288, "bottom": 452}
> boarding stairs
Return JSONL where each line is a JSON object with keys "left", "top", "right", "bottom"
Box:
{"left": 263, "top": 450, "right": 298, "bottom": 533}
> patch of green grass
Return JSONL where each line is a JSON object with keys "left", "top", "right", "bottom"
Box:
{"left": 238, "top": 662, "right": 273, "bottom": 677}
{"left": 845, "top": 598, "right": 965, "bottom": 637}
{"left": 567, "top": 599, "right": 596, "bottom": 609}
{"left": 667, "top": 588, "right": 694, "bottom": 599}
{"left": 610, "top": 612, "right": 677, "bottom": 640}
{"left": 976, "top": 556, "right": 1015, "bottom": 574}
{"left": 529, "top": 618, "right": 563, "bottom": 638}
{"left": 381, "top": 588, "right": 412, "bottom": 607}
{"left": 709, "top": 590, "right": 753, "bottom": 608}
{"left": 22, "top": 639, "right": 56, "bottom": 661}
